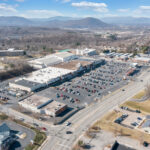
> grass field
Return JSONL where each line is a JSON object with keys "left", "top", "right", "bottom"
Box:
{"left": 132, "top": 90, "right": 145, "bottom": 99}
{"left": 93, "top": 110, "right": 150, "bottom": 143}
{"left": 123, "top": 100, "right": 150, "bottom": 114}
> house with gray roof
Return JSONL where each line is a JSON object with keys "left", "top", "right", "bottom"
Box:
{"left": 0, "top": 123, "right": 16, "bottom": 150}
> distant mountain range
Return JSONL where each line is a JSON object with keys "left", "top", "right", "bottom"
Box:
{"left": 101, "top": 16, "right": 150, "bottom": 25}
{"left": 0, "top": 16, "right": 33, "bottom": 26}
{"left": 0, "top": 16, "right": 150, "bottom": 28}
{"left": 0, "top": 16, "right": 110, "bottom": 29}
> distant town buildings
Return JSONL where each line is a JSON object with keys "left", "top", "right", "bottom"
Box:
{"left": 76, "top": 48, "right": 97, "bottom": 56}
{"left": 0, "top": 48, "right": 25, "bottom": 57}
{"left": 133, "top": 57, "right": 150, "bottom": 63}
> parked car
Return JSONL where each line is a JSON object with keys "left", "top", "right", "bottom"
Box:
{"left": 33, "top": 123, "right": 39, "bottom": 127}
{"left": 143, "top": 141, "right": 149, "bottom": 147}
{"left": 66, "top": 131, "right": 72, "bottom": 134}
{"left": 65, "top": 122, "right": 71, "bottom": 126}
{"left": 137, "top": 117, "right": 142, "bottom": 120}
{"left": 136, "top": 110, "right": 141, "bottom": 113}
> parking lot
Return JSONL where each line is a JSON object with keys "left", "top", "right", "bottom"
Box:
{"left": 37, "top": 61, "right": 135, "bottom": 108}
{"left": 114, "top": 107, "right": 145, "bottom": 129}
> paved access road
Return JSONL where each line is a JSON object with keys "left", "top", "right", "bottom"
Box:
{"left": 40, "top": 69, "right": 150, "bottom": 150}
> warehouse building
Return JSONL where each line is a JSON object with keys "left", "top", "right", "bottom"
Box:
{"left": 0, "top": 48, "right": 25, "bottom": 57}
{"left": 54, "top": 52, "right": 78, "bottom": 62}
{"left": 28, "top": 55, "right": 62, "bottom": 69}
{"left": 9, "top": 67, "right": 75, "bottom": 92}
{"left": 19, "top": 95, "right": 67, "bottom": 117}
{"left": 28, "top": 52, "right": 77, "bottom": 69}
{"left": 76, "top": 48, "right": 97, "bottom": 56}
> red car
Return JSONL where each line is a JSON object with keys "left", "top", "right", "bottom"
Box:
{"left": 42, "top": 127, "right": 47, "bottom": 131}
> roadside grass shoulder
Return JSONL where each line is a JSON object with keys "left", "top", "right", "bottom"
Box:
{"left": 132, "top": 90, "right": 145, "bottom": 99}
{"left": 123, "top": 100, "right": 150, "bottom": 114}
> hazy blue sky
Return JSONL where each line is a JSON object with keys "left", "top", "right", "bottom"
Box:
{"left": 1, "top": 0, "right": 150, "bottom": 18}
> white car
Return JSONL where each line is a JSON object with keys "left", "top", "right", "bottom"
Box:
{"left": 65, "top": 122, "right": 71, "bottom": 126}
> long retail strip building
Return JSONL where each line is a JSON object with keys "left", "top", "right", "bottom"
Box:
{"left": 9, "top": 51, "right": 105, "bottom": 92}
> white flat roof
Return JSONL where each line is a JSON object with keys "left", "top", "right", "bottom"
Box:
{"left": 29, "top": 55, "right": 61, "bottom": 66}
{"left": 0, "top": 49, "right": 24, "bottom": 52}
{"left": 24, "top": 66, "right": 75, "bottom": 84}
{"left": 19, "top": 95, "right": 51, "bottom": 108}
{"left": 134, "top": 57, "right": 150, "bottom": 61}
{"left": 54, "top": 52, "right": 75, "bottom": 59}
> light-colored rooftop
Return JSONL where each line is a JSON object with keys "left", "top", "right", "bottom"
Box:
{"left": 0, "top": 48, "right": 24, "bottom": 52}
{"left": 134, "top": 57, "right": 150, "bottom": 61}
{"left": 53, "top": 60, "right": 92, "bottom": 70}
{"left": 19, "top": 95, "right": 51, "bottom": 109}
{"left": 24, "top": 66, "right": 74, "bottom": 84}
{"left": 28, "top": 55, "right": 61, "bottom": 66}
{"left": 44, "top": 100, "right": 67, "bottom": 113}
{"left": 54, "top": 52, "right": 75, "bottom": 59}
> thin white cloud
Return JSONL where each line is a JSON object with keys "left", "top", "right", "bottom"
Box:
{"left": 0, "top": 3, "right": 17, "bottom": 12}
{"left": 117, "top": 9, "right": 130, "bottom": 13}
{"left": 140, "top": 6, "right": 150, "bottom": 11}
{"left": 15, "top": 0, "right": 25, "bottom": 2}
{"left": 72, "top": 1, "right": 108, "bottom": 13}
{"left": 132, "top": 5, "right": 150, "bottom": 17}
{"left": 56, "top": 0, "right": 71, "bottom": 3}
{"left": 22, "top": 9, "right": 63, "bottom": 18}
{"left": 62, "top": 0, "right": 71, "bottom": 3}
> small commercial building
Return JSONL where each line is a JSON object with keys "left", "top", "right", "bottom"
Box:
{"left": 0, "top": 48, "right": 25, "bottom": 57}
{"left": 133, "top": 57, "right": 150, "bottom": 63}
{"left": 19, "top": 95, "right": 67, "bottom": 117}
{"left": 76, "top": 48, "right": 97, "bottom": 56}
{"left": 42, "top": 100, "right": 67, "bottom": 117}
{"left": 19, "top": 95, "right": 53, "bottom": 113}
